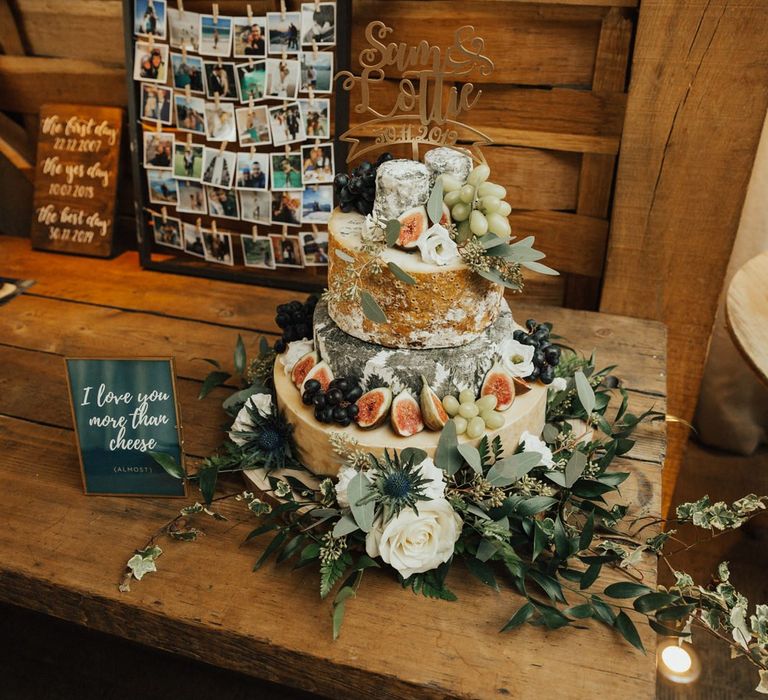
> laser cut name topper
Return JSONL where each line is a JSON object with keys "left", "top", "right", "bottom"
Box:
{"left": 336, "top": 21, "right": 495, "bottom": 163}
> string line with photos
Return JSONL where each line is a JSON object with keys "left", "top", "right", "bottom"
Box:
{"left": 132, "top": 0, "right": 337, "bottom": 273}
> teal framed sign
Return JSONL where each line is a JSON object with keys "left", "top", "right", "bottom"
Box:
{"left": 65, "top": 357, "right": 186, "bottom": 497}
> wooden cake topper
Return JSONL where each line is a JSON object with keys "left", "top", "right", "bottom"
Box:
{"left": 336, "top": 21, "right": 495, "bottom": 163}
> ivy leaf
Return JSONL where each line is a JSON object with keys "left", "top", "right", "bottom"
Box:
{"left": 149, "top": 451, "right": 185, "bottom": 479}
{"left": 197, "top": 464, "right": 219, "bottom": 505}
{"left": 360, "top": 291, "right": 388, "bottom": 324}
{"left": 335, "top": 248, "right": 355, "bottom": 262}
{"left": 464, "top": 557, "right": 499, "bottom": 591}
{"left": 435, "top": 420, "right": 462, "bottom": 475}
{"left": 500, "top": 601, "right": 535, "bottom": 632}
{"left": 486, "top": 451, "right": 541, "bottom": 487}
{"left": 234, "top": 334, "right": 247, "bottom": 375}
{"left": 387, "top": 261, "right": 417, "bottom": 285}
{"left": 348, "top": 472, "right": 375, "bottom": 532}
{"left": 198, "top": 370, "right": 231, "bottom": 399}
{"left": 574, "top": 371, "right": 595, "bottom": 416}
{"left": 458, "top": 443, "right": 482, "bottom": 473}
{"left": 126, "top": 546, "right": 162, "bottom": 581}
{"left": 427, "top": 178, "right": 444, "bottom": 225}
{"left": 564, "top": 450, "right": 588, "bottom": 488}
{"left": 604, "top": 582, "right": 653, "bottom": 599}
{"left": 385, "top": 219, "right": 401, "bottom": 246}
{"left": 615, "top": 611, "right": 646, "bottom": 653}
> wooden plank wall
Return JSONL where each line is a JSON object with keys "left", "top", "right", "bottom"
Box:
{"left": 602, "top": 0, "right": 768, "bottom": 515}
{"left": 0, "top": 0, "right": 637, "bottom": 309}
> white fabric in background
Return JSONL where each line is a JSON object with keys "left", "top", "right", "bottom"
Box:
{"left": 695, "top": 111, "right": 768, "bottom": 454}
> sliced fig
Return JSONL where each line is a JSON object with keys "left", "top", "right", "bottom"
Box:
{"left": 419, "top": 375, "right": 448, "bottom": 431}
{"left": 291, "top": 350, "right": 319, "bottom": 388}
{"left": 439, "top": 203, "right": 451, "bottom": 228}
{"left": 481, "top": 362, "right": 516, "bottom": 411}
{"left": 512, "top": 377, "right": 532, "bottom": 395}
{"left": 355, "top": 387, "right": 393, "bottom": 430}
{"left": 391, "top": 389, "right": 424, "bottom": 437}
{"left": 396, "top": 206, "right": 428, "bottom": 249}
{"left": 300, "top": 361, "right": 333, "bottom": 393}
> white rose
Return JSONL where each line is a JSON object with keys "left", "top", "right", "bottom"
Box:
{"left": 416, "top": 224, "right": 459, "bottom": 266}
{"left": 365, "top": 498, "right": 463, "bottom": 579}
{"left": 497, "top": 337, "right": 535, "bottom": 378}
{"left": 229, "top": 393, "right": 273, "bottom": 446}
{"left": 281, "top": 339, "right": 314, "bottom": 376}
{"left": 334, "top": 465, "right": 359, "bottom": 508}
{"left": 549, "top": 376, "right": 568, "bottom": 393}
{"left": 519, "top": 430, "right": 555, "bottom": 469}
{"left": 417, "top": 457, "right": 446, "bottom": 500}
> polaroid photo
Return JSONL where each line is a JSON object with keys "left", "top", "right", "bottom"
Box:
{"left": 174, "top": 93, "right": 207, "bottom": 134}
{"left": 265, "top": 58, "right": 299, "bottom": 99}
{"left": 236, "top": 61, "right": 267, "bottom": 103}
{"left": 270, "top": 152, "right": 303, "bottom": 191}
{"left": 141, "top": 84, "right": 173, "bottom": 125}
{"left": 271, "top": 191, "right": 301, "bottom": 227}
{"left": 301, "top": 143, "right": 334, "bottom": 185}
{"left": 233, "top": 16, "right": 266, "bottom": 57}
{"left": 173, "top": 142, "right": 204, "bottom": 181}
{"left": 300, "top": 51, "right": 333, "bottom": 93}
{"left": 183, "top": 222, "right": 206, "bottom": 257}
{"left": 201, "top": 147, "right": 236, "bottom": 188}
{"left": 134, "top": 41, "right": 169, "bottom": 83}
{"left": 301, "top": 185, "right": 334, "bottom": 224}
{"left": 267, "top": 102, "right": 305, "bottom": 147}
{"left": 176, "top": 179, "right": 207, "bottom": 214}
{"left": 147, "top": 169, "right": 178, "bottom": 205}
{"left": 267, "top": 12, "right": 302, "bottom": 55}
{"left": 205, "top": 102, "right": 237, "bottom": 141}
{"left": 235, "top": 152, "right": 269, "bottom": 190}
{"left": 298, "top": 98, "right": 330, "bottom": 138}
{"left": 270, "top": 234, "right": 303, "bottom": 268}
{"left": 170, "top": 53, "right": 205, "bottom": 94}
{"left": 239, "top": 190, "right": 272, "bottom": 225}
{"left": 203, "top": 229, "right": 235, "bottom": 266}
{"left": 143, "top": 130, "right": 174, "bottom": 169}
{"left": 235, "top": 106, "right": 271, "bottom": 147}
{"left": 300, "top": 229, "right": 329, "bottom": 266}
{"left": 300, "top": 2, "right": 335, "bottom": 46}
{"left": 206, "top": 186, "right": 240, "bottom": 219}
{"left": 167, "top": 8, "right": 200, "bottom": 51}
{"left": 203, "top": 61, "right": 238, "bottom": 101}
{"left": 152, "top": 212, "right": 183, "bottom": 250}
{"left": 199, "top": 14, "right": 233, "bottom": 56}
{"left": 241, "top": 236, "right": 276, "bottom": 269}
{"left": 135, "top": 0, "right": 167, "bottom": 39}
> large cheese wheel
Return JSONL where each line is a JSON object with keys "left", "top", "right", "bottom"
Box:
{"left": 327, "top": 210, "right": 504, "bottom": 349}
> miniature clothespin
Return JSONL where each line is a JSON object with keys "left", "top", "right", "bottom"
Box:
{"left": 162, "top": 206, "right": 168, "bottom": 222}
{"left": 212, "top": 3, "right": 219, "bottom": 24}
{"left": 312, "top": 39, "right": 319, "bottom": 59}
{"left": 211, "top": 220, "right": 218, "bottom": 235}
{"left": 248, "top": 94, "right": 255, "bottom": 114}
{"left": 246, "top": 4, "right": 253, "bottom": 22}
{"left": 282, "top": 224, "right": 288, "bottom": 239}
{"left": 315, "top": 137, "right": 321, "bottom": 147}
{"left": 314, "top": 0, "right": 320, "bottom": 10}
{"left": 281, "top": 47, "right": 287, "bottom": 62}
{"left": 182, "top": 45, "right": 188, "bottom": 62}
{"left": 280, "top": 0, "right": 287, "bottom": 20}
{"left": 148, "top": 33, "right": 154, "bottom": 50}
{"left": 156, "top": 116, "right": 162, "bottom": 134}
{"left": 217, "top": 56, "right": 223, "bottom": 68}
{"left": 311, "top": 223, "right": 319, "bottom": 235}
{"left": 219, "top": 140, "right": 228, "bottom": 154}
{"left": 251, "top": 225, "right": 258, "bottom": 241}
{"left": 177, "top": 0, "right": 184, "bottom": 15}
{"left": 196, "top": 217, "right": 202, "bottom": 233}
{"left": 187, "top": 132, "right": 193, "bottom": 146}
{"left": 308, "top": 85, "right": 315, "bottom": 101}
{"left": 284, "top": 143, "right": 291, "bottom": 157}
{"left": 249, "top": 144, "right": 256, "bottom": 156}
{"left": 214, "top": 90, "right": 220, "bottom": 107}
{"left": 185, "top": 83, "right": 192, "bottom": 99}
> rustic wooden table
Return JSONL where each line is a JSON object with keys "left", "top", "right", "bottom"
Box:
{"left": 0, "top": 236, "right": 666, "bottom": 699}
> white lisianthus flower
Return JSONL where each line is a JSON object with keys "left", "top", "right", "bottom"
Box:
{"left": 519, "top": 430, "right": 555, "bottom": 469}
{"left": 549, "top": 376, "right": 568, "bottom": 393}
{"left": 497, "top": 337, "right": 535, "bottom": 378}
{"left": 281, "top": 339, "right": 314, "bottom": 376}
{"left": 731, "top": 601, "right": 751, "bottom": 649}
{"left": 365, "top": 498, "right": 462, "bottom": 579}
{"left": 229, "top": 393, "right": 273, "bottom": 445}
{"left": 417, "top": 457, "right": 446, "bottom": 500}
{"left": 334, "top": 465, "right": 359, "bottom": 508}
{"left": 416, "top": 223, "right": 459, "bottom": 266}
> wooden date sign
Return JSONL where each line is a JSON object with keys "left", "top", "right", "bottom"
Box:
{"left": 30, "top": 103, "right": 122, "bottom": 257}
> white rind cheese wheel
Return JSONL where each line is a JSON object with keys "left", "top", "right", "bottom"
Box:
{"left": 372, "top": 159, "right": 431, "bottom": 222}
{"left": 424, "top": 146, "right": 473, "bottom": 186}
{"left": 274, "top": 362, "right": 547, "bottom": 478}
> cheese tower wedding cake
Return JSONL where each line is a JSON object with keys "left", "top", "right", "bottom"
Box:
{"left": 272, "top": 147, "right": 558, "bottom": 477}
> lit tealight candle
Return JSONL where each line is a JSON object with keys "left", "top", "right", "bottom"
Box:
{"left": 657, "top": 639, "right": 700, "bottom": 685}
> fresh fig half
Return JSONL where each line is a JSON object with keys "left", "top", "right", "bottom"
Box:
{"left": 391, "top": 389, "right": 424, "bottom": 437}
{"left": 419, "top": 375, "right": 448, "bottom": 431}
{"left": 291, "top": 350, "right": 319, "bottom": 388}
{"left": 396, "top": 206, "right": 428, "bottom": 249}
{"left": 354, "top": 387, "right": 393, "bottom": 430}
{"left": 480, "top": 362, "right": 516, "bottom": 411}
{"left": 300, "top": 361, "right": 333, "bottom": 393}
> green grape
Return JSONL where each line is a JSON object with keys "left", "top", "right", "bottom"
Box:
{"left": 440, "top": 174, "right": 462, "bottom": 192}
{"left": 476, "top": 394, "right": 497, "bottom": 412}
{"left": 443, "top": 190, "right": 462, "bottom": 207}
{"left": 469, "top": 210, "right": 488, "bottom": 236}
{"left": 451, "top": 202, "right": 470, "bottom": 222}
{"left": 496, "top": 201, "right": 511, "bottom": 216}
{"left": 467, "top": 164, "right": 490, "bottom": 186}
{"left": 458, "top": 402, "right": 479, "bottom": 419}
{"left": 478, "top": 182, "right": 506, "bottom": 199}
{"left": 442, "top": 395, "right": 460, "bottom": 416}
{"left": 480, "top": 196, "right": 501, "bottom": 213}
{"left": 482, "top": 411, "right": 505, "bottom": 430}
{"left": 456, "top": 220, "right": 472, "bottom": 243}
{"left": 459, "top": 184, "right": 476, "bottom": 204}
{"left": 466, "top": 416, "right": 486, "bottom": 439}
{"left": 453, "top": 416, "right": 468, "bottom": 435}
{"left": 486, "top": 212, "right": 511, "bottom": 237}
{"left": 459, "top": 388, "right": 475, "bottom": 404}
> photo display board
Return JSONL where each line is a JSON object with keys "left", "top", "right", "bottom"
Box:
{"left": 124, "top": 0, "right": 350, "bottom": 290}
